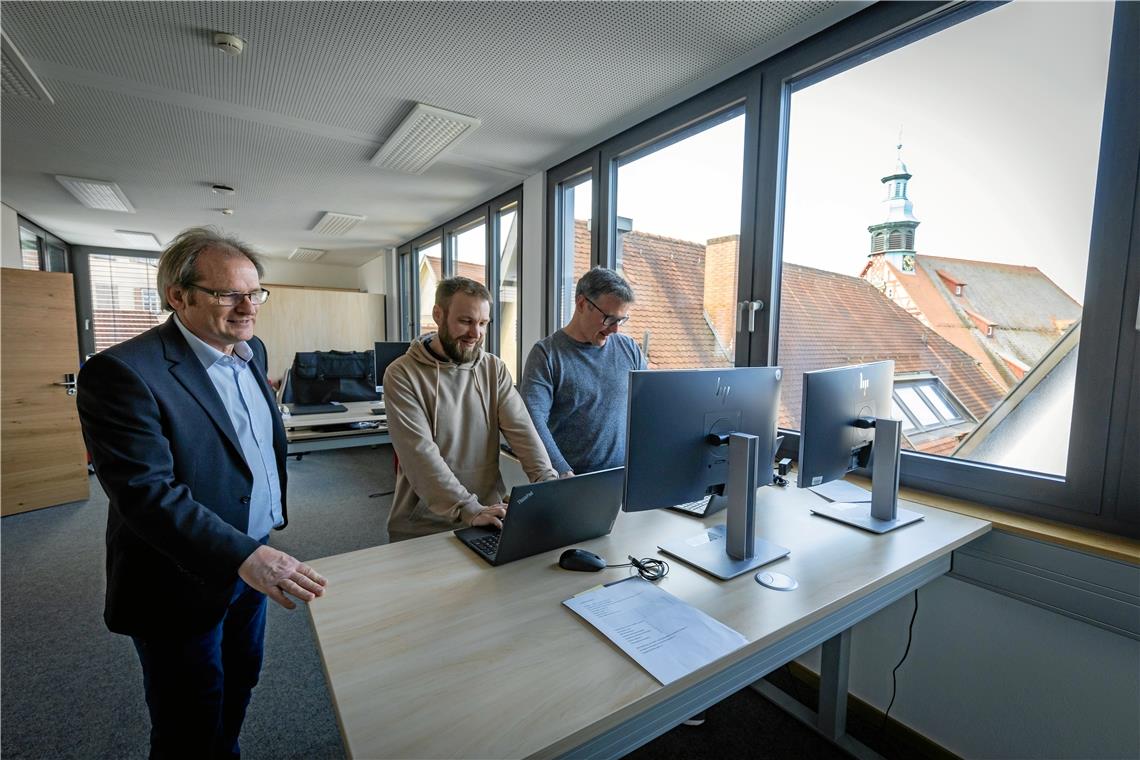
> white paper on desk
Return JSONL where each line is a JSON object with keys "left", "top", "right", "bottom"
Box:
{"left": 810, "top": 480, "right": 872, "bottom": 503}
{"left": 562, "top": 577, "right": 747, "bottom": 685}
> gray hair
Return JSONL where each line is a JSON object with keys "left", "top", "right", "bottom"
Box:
{"left": 436, "top": 276, "right": 493, "bottom": 310}
{"left": 157, "top": 227, "right": 264, "bottom": 310}
{"left": 576, "top": 267, "right": 634, "bottom": 303}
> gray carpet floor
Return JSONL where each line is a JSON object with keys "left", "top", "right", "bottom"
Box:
{"left": 1, "top": 445, "right": 850, "bottom": 760}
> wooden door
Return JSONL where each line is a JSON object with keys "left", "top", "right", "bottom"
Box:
{"left": 1, "top": 268, "right": 89, "bottom": 514}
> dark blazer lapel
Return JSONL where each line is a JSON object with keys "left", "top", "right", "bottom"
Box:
{"left": 159, "top": 318, "right": 245, "bottom": 463}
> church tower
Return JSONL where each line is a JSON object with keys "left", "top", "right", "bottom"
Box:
{"left": 867, "top": 144, "right": 920, "bottom": 275}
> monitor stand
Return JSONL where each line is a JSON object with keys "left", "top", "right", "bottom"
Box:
{"left": 658, "top": 433, "right": 790, "bottom": 580}
{"left": 810, "top": 418, "right": 923, "bottom": 534}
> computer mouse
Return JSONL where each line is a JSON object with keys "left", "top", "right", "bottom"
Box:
{"left": 558, "top": 548, "right": 607, "bottom": 572}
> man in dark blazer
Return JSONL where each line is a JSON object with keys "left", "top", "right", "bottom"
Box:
{"left": 77, "top": 227, "right": 326, "bottom": 759}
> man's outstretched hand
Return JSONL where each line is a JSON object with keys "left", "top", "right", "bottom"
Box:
{"left": 239, "top": 545, "right": 328, "bottom": 610}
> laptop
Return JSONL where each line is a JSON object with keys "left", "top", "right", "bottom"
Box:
{"left": 287, "top": 402, "right": 348, "bottom": 415}
{"left": 455, "top": 467, "right": 625, "bottom": 566}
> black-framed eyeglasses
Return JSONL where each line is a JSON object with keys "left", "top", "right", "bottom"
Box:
{"left": 582, "top": 294, "right": 630, "bottom": 327}
{"left": 188, "top": 285, "right": 270, "bottom": 306}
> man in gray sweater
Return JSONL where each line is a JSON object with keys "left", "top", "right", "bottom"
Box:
{"left": 521, "top": 267, "right": 646, "bottom": 476}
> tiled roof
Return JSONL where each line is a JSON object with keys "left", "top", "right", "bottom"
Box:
{"left": 572, "top": 223, "right": 1004, "bottom": 438}
{"left": 573, "top": 221, "right": 728, "bottom": 369}
{"left": 619, "top": 232, "right": 730, "bottom": 370}
{"left": 914, "top": 255, "right": 1080, "bottom": 369}
{"left": 777, "top": 263, "right": 1006, "bottom": 430}
{"left": 424, "top": 255, "right": 486, "bottom": 284}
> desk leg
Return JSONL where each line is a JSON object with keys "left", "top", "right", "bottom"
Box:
{"left": 752, "top": 627, "right": 882, "bottom": 760}
{"left": 818, "top": 629, "right": 851, "bottom": 740}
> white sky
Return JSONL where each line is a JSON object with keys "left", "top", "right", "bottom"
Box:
{"left": 606, "top": 1, "right": 1114, "bottom": 304}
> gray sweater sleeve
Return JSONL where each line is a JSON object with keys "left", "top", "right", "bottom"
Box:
{"left": 519, "top": 342, "right": 573, "bottom": 475}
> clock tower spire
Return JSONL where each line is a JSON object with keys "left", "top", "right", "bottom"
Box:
{"left": 867, "top": 141, "right": 920, "bottom": 274}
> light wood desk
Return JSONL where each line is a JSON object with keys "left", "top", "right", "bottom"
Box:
{"left": 307, "top": 485, "right": 990, "bottom": 759}
{"left": 283, "top": 400, "right": 389, "bottom": 454}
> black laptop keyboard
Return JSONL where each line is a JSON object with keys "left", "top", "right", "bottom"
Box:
{"left": 469, "top": 532, "right": 501, "bottom": 557}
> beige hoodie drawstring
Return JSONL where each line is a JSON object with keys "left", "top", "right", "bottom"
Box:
{"left": 423, "top": 338, "right": 488, "bottom": 439}
{"left": 472, "top": 364, "right": 491, "bottom": 430}
{"left": 432, "top": 358, "right": 440, "bottom": 439}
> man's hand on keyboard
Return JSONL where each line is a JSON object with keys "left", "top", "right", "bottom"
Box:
{"left": 471, "top": 503, "right": 508, "bottom": 530}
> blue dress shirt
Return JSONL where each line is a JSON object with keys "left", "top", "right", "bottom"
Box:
{"left": 173, "top": 316, "right": 282, "bottom": 539}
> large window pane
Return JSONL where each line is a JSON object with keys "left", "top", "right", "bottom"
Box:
{"left": 19, "top": 227, "right": 40, "bottom": 270}
{"left": 451, "top": 220, "right": 487, "bottom": 286}
{"left": 778, "top": 2, "right": 1112, "bottom": 477}
{"left": 89, "top": 254, "right": 162, "bottom": 352}
{"left": 415, "top": 239, "right": 441, "bottom": 335}
{"left": 557, "top": 176, "right": 592, "bottom": 327}
{"left": 614, "top": 110, "right": 744, "bottom": 368}
{"left": 497, "top": 205, "right": 520, "bottom": 381}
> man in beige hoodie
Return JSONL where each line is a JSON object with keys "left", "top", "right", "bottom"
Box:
{"left": 384, "top": 276, "right": 559, "bottom": 541}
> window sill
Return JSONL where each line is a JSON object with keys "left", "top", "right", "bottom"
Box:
{"left": 846, "top": 474, "right": 1140, "bottom": 564}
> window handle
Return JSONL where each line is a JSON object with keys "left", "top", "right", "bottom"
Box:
{"left": 737, "top": 301, "right": 765, "bottom": 333}
{"left": 747, "top": 300, "right": 764, "bottom": 333}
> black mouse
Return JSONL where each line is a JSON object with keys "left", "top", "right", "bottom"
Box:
{"left": 558, "top": 548, "right": 607, "bottom": 572}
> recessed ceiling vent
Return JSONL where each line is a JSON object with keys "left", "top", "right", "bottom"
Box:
{"left": 115, "top": 230, "right": 162, "bottom": 249}
{"left": 312, "top": 212, "right": 365, "bottom": 237}
{"left": 370, "top": 103, "right": 481, "bottom": 175}
{"left": 2, "top": 30, "right": 53, "bottom": 104}
{"left": 55, "top": 175, "right": 135, "bottom": 212}
{"left": 290, "top": 247, "right": 326, "bottom": 262}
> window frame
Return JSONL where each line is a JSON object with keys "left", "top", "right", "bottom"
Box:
{"left": 18, "top": 216, "right": 70, "bottom": 273}
{"left": 408, "top": 229, "right": 444, "bottom": 336}
{"left": 397, "top": 244, "right": 413, "bottom": 340}
{"left": 545, "top": 154, "right": 601, "bottom": 335}
{"left": 398, "top": 186, "right": 525, "bottom": 376}
{"left": 755, "top": 0, "right": 1137, "bottom": 528}
{"left": 543, "top": 0, "right": 1139, "bottom": 536}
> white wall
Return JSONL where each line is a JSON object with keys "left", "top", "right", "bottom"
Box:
{"left": 2, "top": 203, "right": 22, "bottom": 269}
{"left": 355, "top": 249, "right": 397, "bottom": 338}
{"left": 356, "top": 252, "right": 387, "bottom": 294}
{"left": 261, "top": 258, "right": 361, "bottom": 290}
{"left": 798, "top": 575, "right": 1140, "bottom": 759}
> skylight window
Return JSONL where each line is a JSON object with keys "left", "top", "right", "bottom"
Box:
{"left": 893, "top": 377, "right": 971, "bottom": 434}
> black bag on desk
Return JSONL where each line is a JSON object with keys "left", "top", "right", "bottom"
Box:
{"left": 290, "top": 350, "right": 379, "bottom": 404}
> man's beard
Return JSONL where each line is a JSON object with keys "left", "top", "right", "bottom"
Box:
{"left": 438, "top": 322, "right": 481, "bottom": 364}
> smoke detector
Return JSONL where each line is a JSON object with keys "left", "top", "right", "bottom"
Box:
{"left": 220, "top": 208, "right": 234, "bottom": 216}
{"left": 212, "top": 32, "right": 245, "bottom": 57}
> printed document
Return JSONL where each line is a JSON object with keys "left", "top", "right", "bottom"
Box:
{"left": 563, "top": 577, "right": 747, "bottom": 685}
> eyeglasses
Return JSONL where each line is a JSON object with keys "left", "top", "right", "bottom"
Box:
{"left": 188, "top": 285, "right": 271, "bottom": 306}
{"left": 582, "top": 294, "right": 630, "bottom": 327}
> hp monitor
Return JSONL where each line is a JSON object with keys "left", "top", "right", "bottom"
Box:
{"left": 373, "top": 341, "right": 410, "bottom": 396}
{"left": 623, "top": 367, "right": 789, "bottom": 580}
{"left": 797, "top": 360, "right": 922, "bottom": 533}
